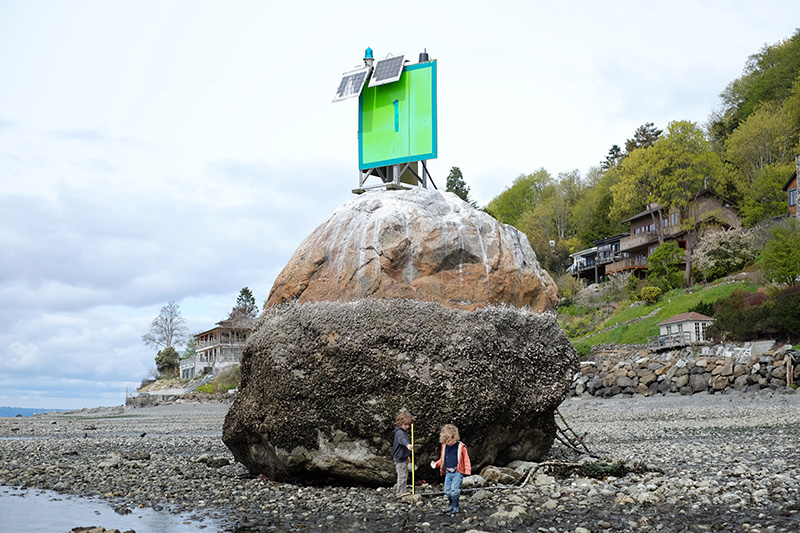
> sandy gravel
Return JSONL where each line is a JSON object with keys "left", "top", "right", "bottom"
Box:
{"left": 1, "top": 392, "right": 799, "bottom": 532}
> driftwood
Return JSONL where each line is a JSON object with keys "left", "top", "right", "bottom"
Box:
{"left": 554, "top": 408, "right": 597, "bottom": 457}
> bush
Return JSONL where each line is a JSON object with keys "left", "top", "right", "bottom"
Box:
{"left": 194, "top": 365, "right": 242, "bottom": 395}
{"left": 762, "top": 218, "right": 800, "bottom": 286}
{"left": 155, "top": 346, "right": 180, "bottom": 372}
{"left": 572, "top": 341, "right": 591, "bottom": 359}
{"left": 556, "top": 274, "right": 581, "bottom": 299}
{"left": 626, "top": 275, "right": 644, "bottom": 300}
{"left": 706, "top": 287, "right": 800, "bottom": 343}
{"left": 647, "top": 242, "right": 684, "bottom": 291}
{"left": 692, "top": 228, "right": 760, "bottom": 282}
{"left": 640, "top": 286, "right": 662, "bottom": 304}
{"left": 688, "top": 300, "right": 715, "bottom": 317}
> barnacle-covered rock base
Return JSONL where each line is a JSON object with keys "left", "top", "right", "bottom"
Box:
{"left": 222, "top": 299, "right": 578, "bottom": 485}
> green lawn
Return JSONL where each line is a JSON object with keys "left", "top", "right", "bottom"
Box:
{"left": 570, "top": 280, "right": 759, "bottom": 349}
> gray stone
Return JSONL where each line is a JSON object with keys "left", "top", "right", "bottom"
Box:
{"left": 223, "top": 299, "right": 577, "bottom": 485}
{"left": 480, "top": 465, "right": 523, "bottom": 485}
{"left": 690, "top": 374, "right": 708, "bottom": 392}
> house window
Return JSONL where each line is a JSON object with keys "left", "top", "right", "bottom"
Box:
{"left": 790, "top": 188, "right": 797, "bottom": 207}
{"left": 695, "top": 322, "right": 701, "bottom": 341}
{"left": 666, "top": 325, "right": 672, "bottom": 335}
{"left": 677, "top": 324, "right": 683, "bottom": 334}
{"left": 702, "top": 322, "right": 709, "bottom": 339}
{"left": 671, "top": 212, "right": 680, "bottom": 226}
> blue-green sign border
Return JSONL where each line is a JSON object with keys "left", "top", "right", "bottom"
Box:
{"left": 358, "top": 61, "right": 437, "bottom": 170}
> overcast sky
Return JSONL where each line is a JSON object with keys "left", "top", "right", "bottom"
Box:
{"left": 1, "top": 1, "right": 797, "bottom": 409}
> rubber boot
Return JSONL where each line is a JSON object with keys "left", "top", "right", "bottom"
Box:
{"left": 450, "top": 494, "right": 460, "bottom": 515}
{"left": 443, "top": 495, "right": 453, "bottom": 514}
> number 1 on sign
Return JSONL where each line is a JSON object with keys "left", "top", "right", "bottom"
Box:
{"left": 393, "top": 99, "right": 399, "bottom": 132}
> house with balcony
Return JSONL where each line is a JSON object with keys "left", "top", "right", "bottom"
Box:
{"left": 783, "top": 154, "right": 798, "bottom": 219}
{"left": 605, "top": 189, "right": 741, "bottom": 279}
{"left": 567, "top": 233, "right": 628, "bottom": 285}
{"left": 180, "top": 317, "right": 256, "bottom": 379}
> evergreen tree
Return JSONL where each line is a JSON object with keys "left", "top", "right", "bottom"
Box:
{"left": 625, "top": 122, "right": 663, "bottom": 153}
{"left": 229, "top": 287, "right": 258, "bottom": 320}
{"left": 711, "top": 29, "right": 800, "bottom": 142}
{"left": 601, "top": 145, "right": 624, "bottom": 170}
{"left": 445, "top": 167, "right": 476, "bottom": 206}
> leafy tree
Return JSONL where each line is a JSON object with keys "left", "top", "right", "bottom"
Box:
{"left": 736, "top": 164, "right": 794, "bottom": 227}
{"left": 692, "top": 228, "right": 760, "bottom": 282}
{"left": 142, "top": 301, "right": 188, "bottom": 351}
{"left": 711, "top": 29, "right": 800, "bottom": 142}
{"left": 609, "top": 145, "right": 658, "bottom": 222}
{"left": 612, "top": 121, "right": 723, "bottom": 285}
{"left": 229, "top": 287, "right": 258, "bottom": 320}
{"left": 515, "top": 210, "right": 571, "bottom": 275}
{"left": 486, "top": 169, "right": 552, "bottom": 228}
{"left": 724, "top": 102, "right": 796, "bottom": 225}
{"left": 527, "top": 170, "right": 583, "bottom": 241}
{"left": 725, "top": 102, "right": 796, "bottom": 180}
{"left": 647, "top": 242, "right": 685, "bottom": 292}
{"left": 182, "top": 335, "right": 198, "bottom": 360}
{"left": 625, "top": 122, "right": 663, "bottom": 153}
{"left": 762, "top": 219, "right": 800, "bottom": 286}
{"left": 155, "top": 346, "right": 180, "bottom": 373}
{"left": 572, "top": 166, "right": 624, "bottom": 245}
{"left": 445, "top": 167, "right": 476, "bottom": 206}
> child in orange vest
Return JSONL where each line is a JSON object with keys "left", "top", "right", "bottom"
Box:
{"left": 430, "top": 424, "right": 471, "bottom": 515}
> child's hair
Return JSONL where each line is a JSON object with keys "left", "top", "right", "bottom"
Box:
{"left": 439, "top": 424, "right": 460, "bottom": 445}
{"left": 395, "top": 410, "right": 414, "bottom": 426}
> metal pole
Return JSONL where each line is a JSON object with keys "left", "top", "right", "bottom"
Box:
{"left": 411, "top": 423, "right": 415, "bottom": 494}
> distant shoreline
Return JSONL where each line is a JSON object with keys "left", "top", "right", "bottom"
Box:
{"left": 0, "top": 406, "right": 69, "bottom": 417}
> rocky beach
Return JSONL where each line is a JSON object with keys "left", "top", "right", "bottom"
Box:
{"left": 1, "top": 392, "right": 799, "bottom": 533}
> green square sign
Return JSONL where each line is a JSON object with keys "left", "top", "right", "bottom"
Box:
{"left": 358, "top": 61, "right": 437, "bottom": 170}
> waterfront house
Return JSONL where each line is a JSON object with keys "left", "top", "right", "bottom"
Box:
{"left": 567, "top": 233, "right": 628, "bottom": 285}
{"left": 605, "top": 189, "right": 741, "bottom": 280}
{"left": 180, "top": 317, "right": 255, "bottom": 379}
{"left": 648, "top": 312, "right": 714, "bottom": 350}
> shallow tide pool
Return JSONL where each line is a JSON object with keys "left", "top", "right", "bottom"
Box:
{"left": 0, "top": 485, "right": 223, "bottom": 532}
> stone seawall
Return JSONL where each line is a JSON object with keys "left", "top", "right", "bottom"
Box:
{"left": 570, "top": 342, "right": 798, "bottom": 398}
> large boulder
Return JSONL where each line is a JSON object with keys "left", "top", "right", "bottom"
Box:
{"left": 266, "top": 188, "right": 558, "bottom": 312}
{"left": 222, "top": 299, "right": 578, "bottom": 485}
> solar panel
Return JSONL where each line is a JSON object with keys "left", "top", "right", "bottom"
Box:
{"left": 333, "top": 66, "right": 371, "bottom": 102}
{"left": 367, "top": 55, "right": 405, "bottom": 87}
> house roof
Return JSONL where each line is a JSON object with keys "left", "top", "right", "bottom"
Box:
{"left": 658, "top": 312, "right": 713, "bottom": 326}
{"left": 782, "top": 170, "right": 797, "bottom": 192}
{"left": 591, "top": 232, "right": 629, "bottom": 246}
{"left": 621, "top": 190, "right": 739, "bottom": 224}
{"left": 196, "top": 317, "right": 257, "bottom": 337}
{"left": 569, "top": 246, "right": 597, "bottom": 259}
{"left": 621, "top": 204, "right": 661, "bottom": 224}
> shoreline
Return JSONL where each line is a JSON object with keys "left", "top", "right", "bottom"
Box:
{"left": 2, "top": 394, "right": 799, "bottom": 532}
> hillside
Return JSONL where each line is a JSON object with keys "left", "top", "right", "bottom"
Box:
{"left": 558, "top": 269, "right": 800, "bottom": 358}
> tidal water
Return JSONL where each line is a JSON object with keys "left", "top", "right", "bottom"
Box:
{"left": 0, "top": 486, "right": 223, "bottom": 532}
